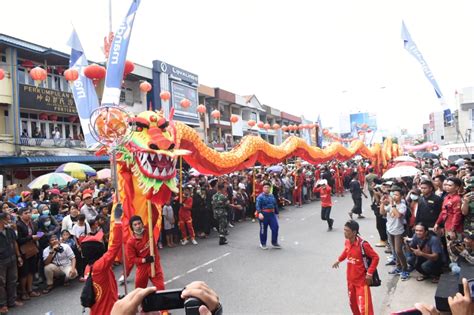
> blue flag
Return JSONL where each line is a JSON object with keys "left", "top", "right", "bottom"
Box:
{"left": 67, "top": 29, "right": 100, "bottom": 148}
{"left": 401, "top": 21, "right": 452, "bottom": 123}
{"left": 101, "top": 0, "right": 141, "bottom": 106}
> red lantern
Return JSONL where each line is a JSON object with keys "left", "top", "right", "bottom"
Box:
{"left": 39, "top": 113, "right": 48, "bottom": 120}
{"left": 297, "top": 124, "right": 304, "bottom": 130}
{"left": 180, "top": 98, "right": 191, "bottom": 109}
{"left": 124, "top": 60, "right": 135, "bottom": 77}
{"left": 247, "top": 119, "right": 256, "bottom": 127}
{"left": 272, "top": 123, "right": 280, "bottom": 130}
{"left": 323, "top": 129, "right": 329, "bottom": 135}
{"left": 30, "top": 67, "right": 47, "bottom": 86}
{"left": 257, "top": 121, "right": 264, "bottom": 129}
{"left": 49, "top": 115, "right": 58, "bottom": 121}
{"left": 84, "top": 64, "right": 106, "bottom": 87}
{"left": 21, "top": 60, "right": 35, "bottom": 71}
{"left": 64, "top": 68, "right": 79, "bottom": 83}
{"left": 197, "top": 104, "right": 206, "bottom": 114}
{"left": 211, "top": 110, "right": 221, "bottom": 119}
{"left": 263, "top": 123, "right": 271, "bottom": 130}
{"left": 139, "top": 81, "right": 152, "bottom": 93}
{"left": 282, "top": 126, "right": 288, "bottom": 132}
{"left": 230, "top": 115, "right": 239, "bottom": 123}
{"left": 358, "top": 130, "right": 364, "bottom": 135}
{"left": 67, "top": 116, "right": 77, "bottom": 123}
{"left": 0, "top": 69, "right": 4, "bottom": 81}
{"left": 160, "top": 91, "right": 171, "bottom": 102}
{"left": 367, "top": 129, "right": 372, "bottom": 133}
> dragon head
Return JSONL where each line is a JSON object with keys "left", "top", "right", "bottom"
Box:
{"left": 118, "top": 109, "right": 189, "bottom": 195}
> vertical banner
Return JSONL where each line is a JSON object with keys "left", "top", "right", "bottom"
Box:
{"left": 317, "top": 115, "right": 323, "bottom": 147}
{"left": 101, "top": 0, "right": 141, "bottom": 106}
{"left": 401, "top": 21, "right": 452, "bottom": 123}
{"left": 67, "top": 29, "right": 100, "bottom": 148}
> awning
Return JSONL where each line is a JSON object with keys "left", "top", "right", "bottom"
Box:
{"left": 0, "top": 155, "right": 110, "bottom": 166}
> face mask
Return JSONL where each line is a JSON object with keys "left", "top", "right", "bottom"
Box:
{"left": 44, "top": 221, "right": 51, "bottom": 227}
{"left": 31, "top": 214, "right": 40, "bottom": 220}
{"left": 389, "top": 192, "right": 394, "bottom": 198}
{"left": 134, "top": 227, "right": 144, "bottom": 235}
{"left": 42, "top": 210, "right": 50, "bottom": 216}
{"left": 411, "top": 195, "right": 419, "bottom": 201}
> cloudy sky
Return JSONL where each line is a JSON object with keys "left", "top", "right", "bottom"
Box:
{"left": 3, "top": 0, "right": 474, "bottom": 135}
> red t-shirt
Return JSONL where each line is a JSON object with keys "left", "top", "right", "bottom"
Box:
{"left": 313, "top": 185, "right": 332, "bottom": 207}
{"left": 338, "top": 237, "right": 379, "bottom": 286}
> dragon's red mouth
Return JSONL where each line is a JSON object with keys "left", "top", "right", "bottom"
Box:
{"left": 134, "top": 151, "right": 177, "bottom": 180}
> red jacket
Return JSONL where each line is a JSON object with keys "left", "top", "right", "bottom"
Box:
{"left": 338, "top": 237, "right": 379, "bottom": 286}
{"left": 313, "top": 185, "right": 332, "bottom": 207}
{"left": 178, "top": 197, "right": 193, "bottom": 219}
{"left": 436, "top": 194, "right": 463, "bottom": 233}
{"left": 89, "top": 222, "right": 122, "bottom": 315}
{"left": 126, "top": 228, "right": 161, "bottom": 270}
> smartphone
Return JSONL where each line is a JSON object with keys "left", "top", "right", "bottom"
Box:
{"left": 390, "top": 309, "right": 422, "bottom": 315}
{"left": 463, "top": 278, "right": 474, "bottom": 301}
{"left": 141, "top": 288, "right": 184, "bottom": 312}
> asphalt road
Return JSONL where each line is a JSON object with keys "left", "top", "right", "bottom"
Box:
{"left": 12, "top": 194, "right": 402, "bottom": 315}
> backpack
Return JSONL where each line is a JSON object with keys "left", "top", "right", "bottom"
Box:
{"left": 80, "top": 266, "right": 95, "bottom": 308}
{"left": 360, "top": 240, "right": 381, "bottom": 287}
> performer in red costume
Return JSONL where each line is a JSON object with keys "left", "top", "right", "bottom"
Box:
{"left": 178, "top": 188, "right": 197, "bottom": 245}
{"left": 335, "top": 165, "right": 344, "bottom": 197}
{"left": 81, "top": 204, "right": 123, "bottom": 315}
{"left": 292, "top": 168, "right": 304, "bottom": 208}
{"left": 333, "top": 220, "right": 379, "bottom": 315}
{"left": 126, "top": 215, "right": 165, "bottom": 290}
{"left": 357, "top": 163, "right": 366, "bottom": 189}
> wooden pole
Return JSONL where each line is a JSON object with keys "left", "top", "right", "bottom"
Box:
{"left": 252, "top": 168, "right": 256, "bottom": 202}
{"left": 179, "top": 156, "right": 183, "bottom": 203}
{"left": 147, "top": 200, "right": 156, "bottom": 277}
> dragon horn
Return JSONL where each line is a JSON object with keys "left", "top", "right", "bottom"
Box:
{"left": 169, "top": 106, "right": 175, "bottom": 121}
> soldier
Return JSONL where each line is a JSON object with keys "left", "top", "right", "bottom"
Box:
{"left": 212, "top": 183, "right": 230, "bottom": 245}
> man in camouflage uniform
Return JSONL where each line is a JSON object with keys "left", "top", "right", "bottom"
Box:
{"left": 212, "top": 182, "right": 230, "bottom": 245}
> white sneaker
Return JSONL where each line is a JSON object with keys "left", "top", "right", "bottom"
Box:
{"left": 251, "top": 219, "right": 256, "bottom": 223}
{"left": 229, "top": 223, "right": 234, "bottom": 228}
{"left": 260, "top": 244, "right": 268, "bottom": 250}
{"left": 181, "top": 239, "right": 189, "bottom": 246}
{"left": 158, "top": 242, "right": 163, "bottom": 249}
{"left": 191, "top": 239, "right": 198, "bottom": 245}
{"left": 118, "top": 275, "right": 125, "bottom": 285}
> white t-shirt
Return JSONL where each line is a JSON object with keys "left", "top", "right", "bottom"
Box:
{"left": 71, "top": 222, "right": 90, "bottom": 237}
{"left": 43, "top": 243, "right": 75, "bottom": 267}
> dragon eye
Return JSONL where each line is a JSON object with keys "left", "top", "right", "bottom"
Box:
{"left": 150, "top": 115, "right": 157, "bottom": 122}
{"left": 136, "top": 127, "right": 143, "bottom": 132}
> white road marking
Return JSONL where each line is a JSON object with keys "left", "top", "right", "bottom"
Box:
{"left": 164, "top": 252, "right": 231, "bottom": 285}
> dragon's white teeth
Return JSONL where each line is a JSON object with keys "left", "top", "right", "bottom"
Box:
{"left": 150, "top": 153, "right": 156, "bottom": 161}
{"left": 161, "top": 169, "right": 167, "bottom": 177}
{"left": 146, "top": 162, "right": 153, "bottom": 174}
{"left": 168, "top": 168, "right": 174, "bottom": 176}
{"left": 157, "top": 154, "right": 162, "bottom": 162}
{"left": 142, "top": 152, "right": 148, "bottom": 164}
{"left": 166, "top": 155, "right": 171, "bottom": 162}
{"left": 153, "top": 168, "right": 160, "bottom": 176}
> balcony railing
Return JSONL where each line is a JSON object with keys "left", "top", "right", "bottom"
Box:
{"left": 20, "top": 137, "right": 86, "bottom": 148}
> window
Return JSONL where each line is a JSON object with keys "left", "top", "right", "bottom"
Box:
{"left": 17, "top": 68, "right": 26, "bottom": 84}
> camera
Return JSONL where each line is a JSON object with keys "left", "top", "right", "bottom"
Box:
{"left": 141, "top": 288, "right": 204, "bottom": 315}
{"left": 54, "top": 245, "right": 64, "bottom": 253}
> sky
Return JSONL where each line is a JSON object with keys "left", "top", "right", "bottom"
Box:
{"left": 3, "top": 0, "right": 474, "bottom": 136}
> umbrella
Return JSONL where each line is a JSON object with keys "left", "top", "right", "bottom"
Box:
{"left": 55, "top": 162, "right": 97, "bottom": 180}
{"left": 96, "top": 168, "right": 111, "bottom": 179}
{"left": 455, "top": 158, "right": 465, "bottom": 166}
{"left": 267, "top": 165, "right": 283, "bottom": 173}
{"left": 394, "top": 161, "right": 418, "bottom": 168}
{"left": 382, "top": 166, "right": 421, "bottom": 179}
{"left": 421, "top": 152, "right": 438, "bottom": 159}
{"left": 394, "top": 156, "right": 416, "bottom": 162}
{"left": 28, "top": 173, "right": 74, "bottom": 189}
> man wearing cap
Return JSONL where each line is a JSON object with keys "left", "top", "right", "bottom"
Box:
{"left": 81, "top": 194, "right": 98, "bottom": 221}
{"left": 125, "top": 215, "right": 165, "bottom": 290}
{"left": 256, "top": 182, "right": 281, "bottom": 249}
{"left": 0, "top": 212, "right": 23, "bottom": 312}
{"left": 332, "top": 220, "right": 379, "bottom": 315}
{"left": 313, "top": 179, "right": 334, "bottom": 231}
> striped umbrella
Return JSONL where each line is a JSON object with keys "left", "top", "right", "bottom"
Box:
{"left": 55, "top": 162, "right": 97, "bottom": 180}
{"left": 96, "top": 168, "right": 111, "bottom": 179}
{"left": 28, "top": 172, "right": 74, "bottom": 189}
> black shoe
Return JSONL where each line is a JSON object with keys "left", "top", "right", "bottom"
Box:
{"left": 385, "top": 260, "right": 396, "bottom": 266}
{"left": 328, "top": 219, "right": 334, "bottom": 230}
{"left": 272, "top": 243, "right": 282, "bottom": 249}
{"left": 219, "top": 236, "right": 228, "bottom": 245}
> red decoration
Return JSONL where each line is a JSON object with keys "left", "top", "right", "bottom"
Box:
{"left": 21, "top": 60, "right": 34, "bottom": 70}
{"left": 139, "top": 81, "right": 152, "bottom": 93}
{"left": 14, "top": 170, "right": 28, "bottom": 180}
{"left": 160, "top": 91, "right": 171, "bottom": 102}
{"left": 367, "top": 129, "right": 372, "bottom": 133}
{"left": 211, "top": 110, "right": 221, "bottom": 119}
{"left": 180, "top": 98, "right": 191, "bottom": 109}
{"left": 39, "top": 113, "right": 48, "bottom": 120}
{"left": 247, "top": 120, "right": 256, "bottom": 127}
{"left": 263, "top": 123, "right": 271, "bottom": 130}
{"left": 282, "top": 126, "right": 288, "bottom": 132}
{"left": 0, "top": 69, "right": 4, "bottom": 81}
{"left": 30, "top": 67, "right": 47, "bottom": 86}
{"left": 67, "top": 116, "right": 77, "bottom": 123}
{"left": 197, "top": 104, "right": 206, "bottom": 114}
{"left": 230, "top": 115, "right": 239, "bottom": 123}
{"left": 84, "top": 64, "right": 106, "bottom": 87}
{"left": 124, "top": 60, "right": 135, "bottom": 77}
{"left": 272, "top": 123, "right": 280, "bottom": 130}
{"left": 49, "top": 115, "right": 58, "bottom": 121}
{"left": 64, "top": 68, "right": 79, "bottom": 82}
{"left": 56, "top": 66, "right": 65, "bottom": 75}
{"left": 257, "top": 121, "right": 264, "bottom": 129}
{"left": 323, "top": 129, "right": 329, "bottom": 135}
{"left": 297, "top": 124, "right": 304, "bottom": 130}
{"left": 358, "top": 130, "right": 364, "bottom": 135}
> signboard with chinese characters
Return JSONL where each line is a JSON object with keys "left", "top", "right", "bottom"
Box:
{"left": 19, "top": 84, "right": 77, "bottom": 114}
{"left": 171, "top": 81, "right": 198, "bottom": 119}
